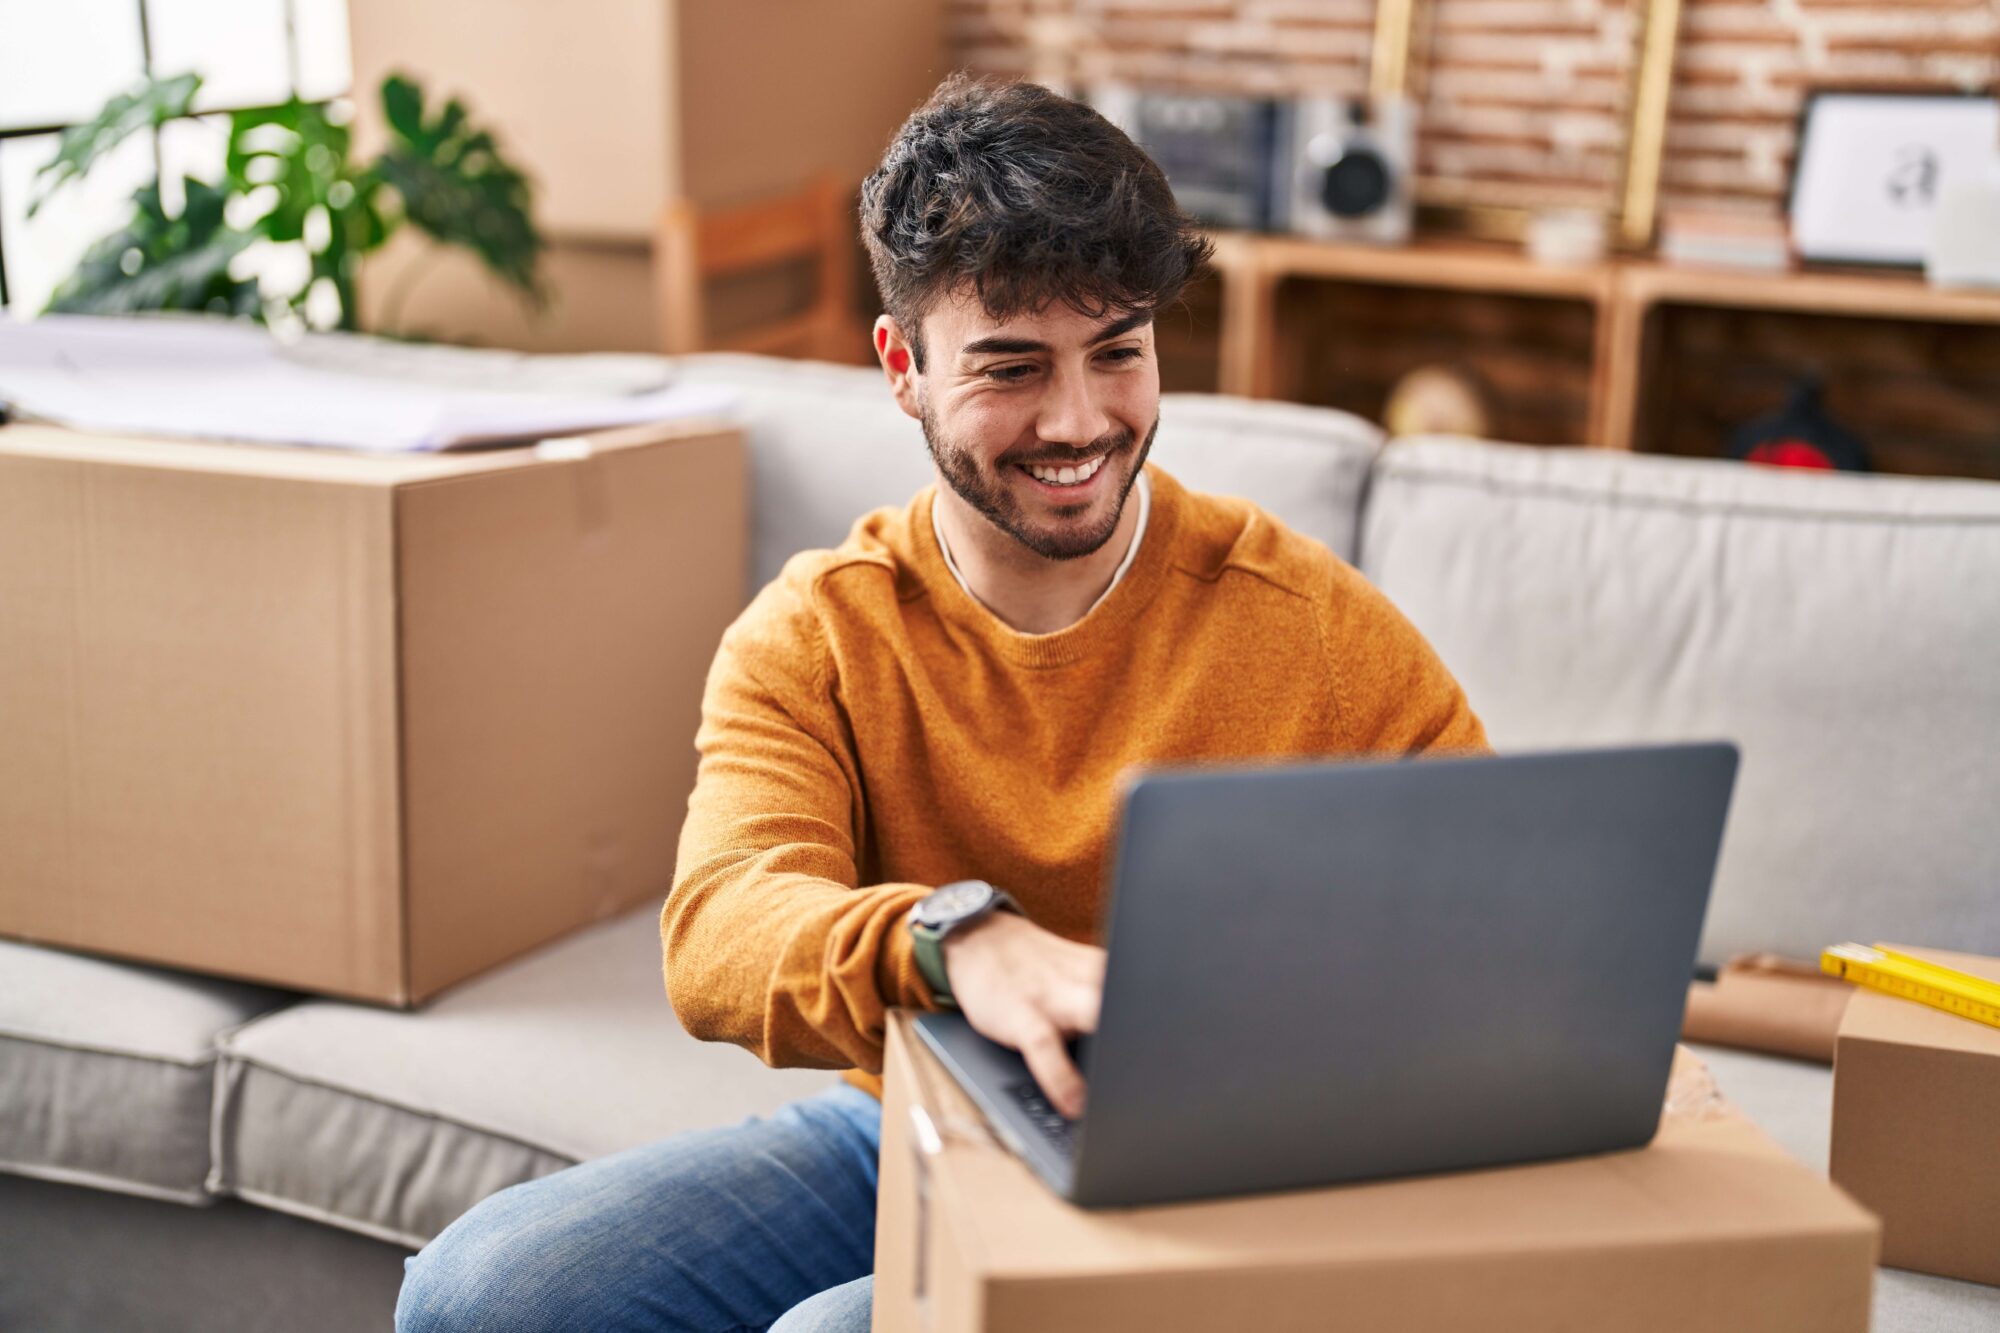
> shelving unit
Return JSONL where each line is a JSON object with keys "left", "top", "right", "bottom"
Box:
{"left": 1602, "top": 264, "right": 2000, "bottom": 466}
{"left": 1202, "top": 232, "right": 2000, "bottom": 478}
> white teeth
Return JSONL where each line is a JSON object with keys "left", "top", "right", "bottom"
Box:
{"left": 1026, "top": 455, "right": 1105, "bottom": 486}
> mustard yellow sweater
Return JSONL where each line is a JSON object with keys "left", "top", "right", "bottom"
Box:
{"left": 663, "top": 465, "right": 1489, "bottom": 1098}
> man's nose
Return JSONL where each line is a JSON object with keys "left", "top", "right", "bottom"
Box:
{"left": 1035, "top": 364, "right": 1113, "bottom": 450}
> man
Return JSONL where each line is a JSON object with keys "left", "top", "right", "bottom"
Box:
{"left": 396, "top": 74, "right": 1485, "bottom": 1333}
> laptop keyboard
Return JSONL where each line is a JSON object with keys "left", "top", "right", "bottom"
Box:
{"left": 1005, "top": 1080, "right": 1079, "bottom": 1156}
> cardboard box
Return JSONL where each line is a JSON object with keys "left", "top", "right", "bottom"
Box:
{"left": 1681, "top": 952, "right": 1854, "bottom": 1063}
{"left": 875, "top": 1011, "right": 1878, "bottom": 1333}
{"left": 1831, "top": 945, "right": 2000, "bottom": 1287}
{"left": 0, "top": 419, "right": 743, "bottom": 1004}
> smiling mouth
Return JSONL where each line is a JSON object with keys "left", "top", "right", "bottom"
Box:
{"left": 1014, "top": 453, "right": 1108, "bottom": 488}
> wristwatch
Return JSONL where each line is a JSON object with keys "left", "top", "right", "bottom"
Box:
{"left": 909, "top": 880, "right": 1020, "bottom": 1009}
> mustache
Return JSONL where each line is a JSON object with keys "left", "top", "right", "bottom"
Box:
{"left": 1000, "top": 429, "right": 1133, "bottom": 470}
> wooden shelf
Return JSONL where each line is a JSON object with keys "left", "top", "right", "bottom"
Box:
{"left": 1207, "top": 233, "right": 1618, "bottom": 438}
{"left": 1204, "top": 231, "right": 2000, "bottom": 469}
{"left": 1620, "top": 262, "right": 2000, "bottom": 326}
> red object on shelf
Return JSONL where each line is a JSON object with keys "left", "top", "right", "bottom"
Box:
{"left": 1746, "top": 438, "right": 1839, "bottom": 470}
{"left": 1729, "top": 379, "right": 1869, "bottom": 472}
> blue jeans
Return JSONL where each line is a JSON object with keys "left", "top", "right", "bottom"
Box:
{"left": 395, "top": 1085, "right": 881, "bottom": 1332}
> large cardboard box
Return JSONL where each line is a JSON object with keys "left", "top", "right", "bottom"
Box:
{"left": 1831, "top": 945, "right": 2000, "bottom": 1287}
{"left": 875, "top": 1011, "right": 1878, "bottom": 1333}
{"left": 0, "top": 419, "right": 743, "bottom": 1004}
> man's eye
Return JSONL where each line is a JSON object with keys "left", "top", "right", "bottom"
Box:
{"left": 1100, "top": 347, "right": 1143, "bottom": 363}
{"left": 986, "top": 364, "right": 1037, "bottom": 383}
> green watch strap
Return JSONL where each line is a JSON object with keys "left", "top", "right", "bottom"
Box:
{"left": 909, "top": 882, "right": 1021, "bottom": 1009}
{"left": 912, "top": 921, "right": 957, "bottom": 1009}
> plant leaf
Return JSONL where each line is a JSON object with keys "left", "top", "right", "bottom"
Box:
{"left": 373, "top": 75, "right": 545, "bottom": 305}
{"left": 223, "top": 98, "right": 391, "bottom": 329}
{"left": 380, "top": 74, "right": 425, "bottom": 143}
{"left": 28, "top": 73, "right": 201, "bottom": 218}
{"left": 44, "top": 177, "right": 259, "bottom": 317}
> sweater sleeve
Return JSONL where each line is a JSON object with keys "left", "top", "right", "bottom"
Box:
{"left": 1325, "top": 560, "right": 1491, "bottom": 756}
{"left": 662, "top": 581, "right": 936, "bottom": 1075}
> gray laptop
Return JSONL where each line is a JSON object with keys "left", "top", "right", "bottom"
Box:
{"left": 914, "top": 742, "right": 1739, "bottom": 1209}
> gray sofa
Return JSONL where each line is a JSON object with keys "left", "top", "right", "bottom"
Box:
{"left": 4, "top": 351, "right": 1998, "bottom": 1331}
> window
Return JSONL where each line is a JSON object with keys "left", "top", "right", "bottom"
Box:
{"left": 0, "top": 0, "right": 351, "bottom": 316}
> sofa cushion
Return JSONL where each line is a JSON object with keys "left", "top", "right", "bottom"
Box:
{"left": 0, "top": 938, "right": 295, "bottom": 1204}
{"left": 1360, "top": 438, "right": 2000, "bottom": 966}
{"left": 671, "top": 355, "right": 934, "bottom": 598}
{"left": 208, "top": 902, "right": 835, "bottom": 1248}
{"left": 669, "top": 354, "right": 1383, "bottom": 597}
{"left": 1147, "top": 392, "right": 1382, "bottom": 562}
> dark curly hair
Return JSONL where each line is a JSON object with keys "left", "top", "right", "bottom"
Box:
{"left": 860, "top": 74, "right": 1213, "bottom": 371}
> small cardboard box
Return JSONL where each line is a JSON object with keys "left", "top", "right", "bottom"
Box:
{"left": 1831, "top": 945, "right": 2000, "bottom": 1287}
{"left": 0, "top": 418, "right": 743, "bottom": 1004}
{"left": 875, "top": 1011, "right": 1878, "bottom": 1333}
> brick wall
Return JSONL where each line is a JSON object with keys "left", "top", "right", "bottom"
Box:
{"left": 1664, "top": 0, "right": 2000, "bottom": 216}
{"left": 948, "top": 0, "right": 2000, "bottom": 220}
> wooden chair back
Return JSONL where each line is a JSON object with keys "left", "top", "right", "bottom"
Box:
{"left": 655, "top": 174, "right": 866, "bottom": 363}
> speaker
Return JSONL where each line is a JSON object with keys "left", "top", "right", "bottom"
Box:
{"left": 1094, "top": 87, "right": 1287, "bottom": 231}
{"left": 1281, "top": 95, "right": 1416, "bottom": 245}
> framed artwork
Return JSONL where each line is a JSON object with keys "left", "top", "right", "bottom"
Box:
{"left": 1787, "top": 89, "right": 2000, "bottom": 268}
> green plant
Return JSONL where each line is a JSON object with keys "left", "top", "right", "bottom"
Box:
{"left": 51, "top": 176, "right": 260, "bottom": 317}
{"left": 31, "top": 71, "right": 544, "bottom": 332}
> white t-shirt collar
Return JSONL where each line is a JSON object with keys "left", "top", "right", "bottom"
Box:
{"left": 931, "top": 469, "right": 1151, "bottom": 618}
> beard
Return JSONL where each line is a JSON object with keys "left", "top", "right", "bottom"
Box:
{"left": 919, "top": 404, "right": 1158, "bottom": 562}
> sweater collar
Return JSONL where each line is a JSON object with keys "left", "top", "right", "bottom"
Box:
{"left": 914, "top": 463, "right": 1183, "bottom": 669}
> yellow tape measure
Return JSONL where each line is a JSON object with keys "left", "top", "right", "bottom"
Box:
{"left": 1820, "top": 944, "right": 2000, "bottom": 1032}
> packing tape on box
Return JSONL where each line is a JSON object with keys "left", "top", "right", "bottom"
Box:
{"left": 531, "top": 434, "right": 612, "bottom": 537}
{"left": 1663, "top": 1044, "right": 1729, "bottom": 1123}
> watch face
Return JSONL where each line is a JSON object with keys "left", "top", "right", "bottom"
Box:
{"left": 918, "top": 881, "right": 992, "bottom": 928}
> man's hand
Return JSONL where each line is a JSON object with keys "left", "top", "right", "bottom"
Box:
{"left": 940, "top": 911, "right": 1105, "bottom": 1119}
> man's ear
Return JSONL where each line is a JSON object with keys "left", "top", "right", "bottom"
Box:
{"left": 873, "top": 315, "right": 922, "bottom": 421}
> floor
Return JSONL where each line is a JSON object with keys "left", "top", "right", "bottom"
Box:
{"left": 0, "top": 1171, "right": 412, "bottom": 1332}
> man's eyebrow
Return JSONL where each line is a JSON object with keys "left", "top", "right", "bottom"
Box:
{"left": 959, "top": 335, "right": 1047, "bottom": 357}
{"left": 958, "top": 309, "right": 1155, "bottom": 359}
{"left": 1087, "top": 308, "right": 1153, "bottom": 344}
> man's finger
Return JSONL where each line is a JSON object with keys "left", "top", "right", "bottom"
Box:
{"left": 1018, "top": 1025, "right": 1087, "bottom": 1120}
{"left": 1059, "top": 942, "right": 1109, "bottom": 987}
{"left": 1043, "top": 978, "right": 1103, "bottom": 1036}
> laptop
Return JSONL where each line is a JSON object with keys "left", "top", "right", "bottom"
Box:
{"left": 913, "top": 742, "right": 1739, "bottom": 1209}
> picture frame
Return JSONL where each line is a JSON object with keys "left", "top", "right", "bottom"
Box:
{"left": 1787, "top": 88, "right": 2000, "bottom": 268}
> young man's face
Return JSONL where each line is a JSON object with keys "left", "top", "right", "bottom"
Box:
{"left": 884, "top": 287, "right": 1161, "bottom": 562}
